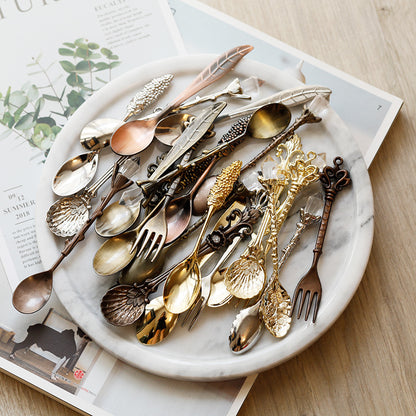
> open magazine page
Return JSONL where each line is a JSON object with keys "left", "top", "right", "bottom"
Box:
{"left": 0, "top": 0, "right": 184, "bottom": 291}
{"left": 0, "top": 1, "right": 251, "bottom": 415}
{"left": 169, "top": 0, "right": 403, "bottom": 167}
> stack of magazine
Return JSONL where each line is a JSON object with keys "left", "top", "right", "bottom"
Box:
{"left": 0, "top": 0, "right": 401, "bottom": 415}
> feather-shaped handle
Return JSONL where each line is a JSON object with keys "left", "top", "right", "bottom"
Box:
{"left": 216, "top": 85, "right": 332, "bottom": 122}
{"left": 169, "top": 45, "right": 253, "bottom": 110}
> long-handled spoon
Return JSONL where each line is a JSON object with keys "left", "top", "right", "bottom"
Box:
{"left": 163, "top": 161, "right": 242, "bottom": 314}
{"left": 110, "top": 45, "right": 253, "bottom": 155}
{"left": 12, "top": 160, "right": 138, "bottom": 314}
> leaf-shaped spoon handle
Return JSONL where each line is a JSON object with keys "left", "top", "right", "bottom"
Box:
{"left": 168, "top": 45, "right": 254, "bottom": 112}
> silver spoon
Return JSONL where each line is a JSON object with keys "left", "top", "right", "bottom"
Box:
{"left": 52, "top": 151, "right": 100, "bottom": 197}
{"left": 47, "top": 156, "right": 128, "bottom": 237}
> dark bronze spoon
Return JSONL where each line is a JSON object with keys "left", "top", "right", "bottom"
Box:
{"left": 12, "top": 162, "right": 135, "bottom": 314}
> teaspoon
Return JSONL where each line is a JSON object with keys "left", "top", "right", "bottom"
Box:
{"left": 12, "top": 161, "right": 136, "bottom": 314}
{"left": 163, "top": 161, "right": 241, "bottom": 314}
{"left": 110, "top": 45, "right": 253, "bottom": 155}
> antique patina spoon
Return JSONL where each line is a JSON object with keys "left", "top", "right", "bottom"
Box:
{"left": 164, "top": 103, "right": 291, "bottom": 241}
{"left": 110, "top": 45, "right": 253, "bottom": 155}
{"left": 12, "top": 160, "right": 138, "bottom": 314}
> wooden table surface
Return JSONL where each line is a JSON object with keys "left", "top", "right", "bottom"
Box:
{"left": 1, "top": 0, "right": 415, "bottom": 414}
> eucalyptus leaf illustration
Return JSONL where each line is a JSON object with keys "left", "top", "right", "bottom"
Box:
{"left": 0, "top": 38, "right": 121, "bottom": 158}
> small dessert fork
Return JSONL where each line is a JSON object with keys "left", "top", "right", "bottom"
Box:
{"left": 291, "top": 157, "right": 351, "bottom": 322}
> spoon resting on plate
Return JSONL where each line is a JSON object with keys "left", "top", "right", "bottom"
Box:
{"left": 12, "top": 160, "right": 138, "bottom": 314}
{"left": 110, "top": 45, "right": 253, "bottom": 155}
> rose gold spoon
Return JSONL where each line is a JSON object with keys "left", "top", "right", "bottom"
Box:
{"left": 110, "top": 45, "right": 253, "bottom": 155}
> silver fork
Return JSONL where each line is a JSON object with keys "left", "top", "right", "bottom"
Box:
{"left": 132, "top": 150, "right": 192, "bottom": 262}
{"left": 183, "top": 234, "right": 243, "bottom": 330}
{"left": 132, "top": 174, "right": 181, "bottom": 262}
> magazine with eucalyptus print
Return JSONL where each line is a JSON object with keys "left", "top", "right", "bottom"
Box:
{"left": 0, "top": 1, "right": 253, "bottom": 415}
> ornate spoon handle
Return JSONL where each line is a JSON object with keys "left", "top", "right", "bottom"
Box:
{"left": 165, "top": 45, "right": 253, "bottom": 114}
{"left": 241, "top": 108, "right": 321, "bottom": 172}
{"left": 312, "top": 157, "right": 351, "bottom": 266}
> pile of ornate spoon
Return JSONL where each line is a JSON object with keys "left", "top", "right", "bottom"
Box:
{"left": 12, "top": 43, "right": 357, "bottom": 359}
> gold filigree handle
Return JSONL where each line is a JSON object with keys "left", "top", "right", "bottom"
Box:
{"left": 207, "top": 160, "right": 242, "bottom": 211}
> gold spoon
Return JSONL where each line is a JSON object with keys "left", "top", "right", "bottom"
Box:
{"left": 110, "top": 45, "right": 253, "bottom": 155}
{"left": 136, "top": 297, "right": 178, "bottom": 345}
{"left": 163, "top": 161, "right": 242, "bottom": 314}
{"left": 164, "top": 103, "right": 292, "bottom": 240}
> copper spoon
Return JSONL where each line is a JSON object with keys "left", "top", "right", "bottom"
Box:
{"left": 12, "top": 161, "right": 136, "bottom": 314}
{"left": 110, "top": 45, "right": 253, "bottom": 155}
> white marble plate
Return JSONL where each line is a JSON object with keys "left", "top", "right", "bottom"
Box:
{"left": 36, "top": 55, "right": 373, "bottom": 381}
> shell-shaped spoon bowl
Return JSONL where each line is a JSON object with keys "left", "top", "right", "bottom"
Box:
{"left": 101, "top": 284, "right": 147, "bottom": 326}
{"left": 225, "top": 258, "right": 266, "bottom": 299}
{"left": 46, "top": 195, "right": 90, "bottom": 237}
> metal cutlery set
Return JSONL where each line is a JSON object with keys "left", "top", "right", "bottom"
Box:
{"left": 12, "top": 45, "right": 351, "bottom": 355}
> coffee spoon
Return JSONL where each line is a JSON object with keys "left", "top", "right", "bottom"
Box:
{"left": 52, "top": 151, "right": 100, "bottom": 197}
{"left": 12, "top": 160, "right": 138, "bottom": 314}
{"left": 163, "top": 161, "right": 242, "bottom": 314}
{"left": 163, "top": 103, "right": 291, "bottom": 242}
{"left": 110, "top": 45, "right": 253, "bottom": 155}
